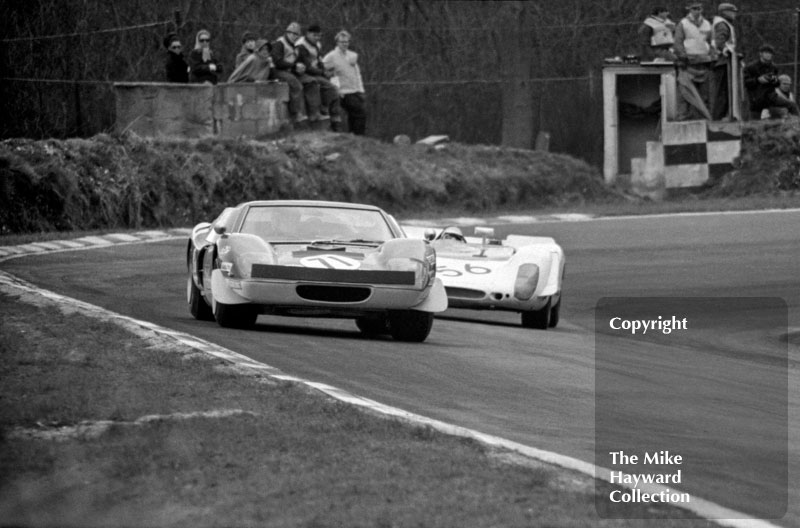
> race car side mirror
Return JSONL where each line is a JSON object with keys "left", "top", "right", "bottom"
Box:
{"left": 213, "top": 223, "right": 227, "bottom": 235}
{"left": 474, "top": 226, "right": 495, "bottom": 245}
{"left": 424, "top": 228, "right": 436, "bottom": 241}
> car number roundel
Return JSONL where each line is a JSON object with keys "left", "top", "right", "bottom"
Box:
{"left": 300, "top": 254, "right": 361, "bottom": 270}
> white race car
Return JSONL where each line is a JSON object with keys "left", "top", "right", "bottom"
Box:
{"left": 406, "top": 225, "right": 564, "bottom": 329}
{"left": 187, "top": 201, "right": 447, "bottom": 342}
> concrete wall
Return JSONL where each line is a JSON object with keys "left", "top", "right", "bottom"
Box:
{"left": 114, "top": 82, "right": 290, "bottom": 139}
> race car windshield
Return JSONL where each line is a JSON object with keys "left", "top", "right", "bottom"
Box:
{"left": 240, "top": 206, "right": 396, "bottom": 242}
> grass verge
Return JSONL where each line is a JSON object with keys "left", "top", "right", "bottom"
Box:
{"left": 0, "top": 291, "right": 714, "bottom": 527}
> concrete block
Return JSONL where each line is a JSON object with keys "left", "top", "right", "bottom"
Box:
{"left": 662, "top": 120, "right": 707, "bottom": 145}
{"left": 665, "top": 164, "right": 708, "bottom": 187}
{"left": 221, "top": 119, "right": 258, "bottom": 138}
{"left": 707, "top": 140, "right": 740, "bottom": 165}
{"left": 635, "top": 142, "right": 666, "bottom": 200}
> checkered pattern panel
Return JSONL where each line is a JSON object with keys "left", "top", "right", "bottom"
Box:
{"left": 662, "top": 121, "right": 741, "bottom": 188}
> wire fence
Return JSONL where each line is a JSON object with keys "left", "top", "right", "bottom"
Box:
{"left": 3, "top": 4, "right": 798, "bottom": 166}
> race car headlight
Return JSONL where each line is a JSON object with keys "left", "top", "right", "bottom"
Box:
{"left": 514, "top": 263, "right": 540, "bottom": 300}
{"left": 424, "top": 246, "right": 436, "bottom": 286}
{"left": 220, "top": 261, "right": 234, "bottom": 276}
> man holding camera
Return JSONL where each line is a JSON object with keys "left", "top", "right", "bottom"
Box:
{"left": 744, "top": 44, "right": 782, "bottom": 119}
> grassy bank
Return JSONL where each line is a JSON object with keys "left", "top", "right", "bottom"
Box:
{"left": 0, "top": 290, "right": 716, "bottom": 527}
{"left": 3, "top": 120, "right": 800, "bottom": 236}
{"left": 0, "top": 132, "right": 612, "bottom": 235}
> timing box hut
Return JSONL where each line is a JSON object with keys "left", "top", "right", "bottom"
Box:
{"left": 602, "top": 61, "right": 741, "bottom": 198}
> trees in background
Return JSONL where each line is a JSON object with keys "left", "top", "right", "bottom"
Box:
{"left": 2, "top": 0, "right": 797, "bottom": 167}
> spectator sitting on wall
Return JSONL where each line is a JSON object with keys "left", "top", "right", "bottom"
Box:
{"left": 228, "top": 39, "right": 272, "bottom": 83}
{"left": 189, "top": 29, "right": 223, "bottom": 84}
{"left": 638, "top": 6, "right": 676, "bottom": 61}
{"left": 163, "top": 33, "right": 188, "bottom": 83}
{"left": 235, "top": 31, "right": 259, "bottom": 68}
{"left": 270, "top": 22, "right": 322, "bottom": 124}
{"left": 770, "top": 74, "right": 800, "bottom": 118}
{"left": 296, "top": 23, "right": 342, "bottom": 130}
{"left": 322, "top": 29, "right": 367, "bottom": 135}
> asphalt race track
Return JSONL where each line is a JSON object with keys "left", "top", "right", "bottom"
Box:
{"left": 3, "top": 209, "right": 799, "bottom": 526}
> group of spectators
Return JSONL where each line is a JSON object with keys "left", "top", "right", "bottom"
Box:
{"left": 163, "top": 23, "right": 366, "bottom": 134}
{"left": 638, "top": 2, "right": 799, "bottom": 121}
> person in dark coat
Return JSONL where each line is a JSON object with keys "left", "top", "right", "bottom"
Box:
{"left": 163, "top": 33, "right": 188, "bottom": 83}
{"left": 744, "top": 44, "right": 780, "bottom": 119}
{"left": 188, "top": 29, "right": 223, "bottom": 84}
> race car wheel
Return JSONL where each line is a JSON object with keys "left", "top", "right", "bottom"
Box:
{"left": 356, "top": 316, "right": 390, "bottom": 336}
{"left": 214, "top": 300, "right": 258, "bottom": 329}
{"left": 521, "top": 300, "right": 551, "bottom": 330}
{"left": 187, "top": 276, "right": 214, "bottom": 321}
{"left": 548, "top": 296, "right": 561, "bottom": 328}
{"left": 388, "top": 310, "right": 434, "bottom": 342}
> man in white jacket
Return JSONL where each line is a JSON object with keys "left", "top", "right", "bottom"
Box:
{"left": 323, "top": 30, "right": 367, "bottom": 135}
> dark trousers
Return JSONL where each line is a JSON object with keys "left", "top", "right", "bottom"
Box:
{"left": 711, "top": 63, "right": 730, "bottom": 120}
{"left": 270, "top": 69, "right": 305, "bottom": 119}
{"left": 341, "top": 92, "right": 367, "bottom": 135}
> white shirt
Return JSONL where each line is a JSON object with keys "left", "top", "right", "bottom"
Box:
{"left": 322, "top": 47, "right": 365, "bottom": 95}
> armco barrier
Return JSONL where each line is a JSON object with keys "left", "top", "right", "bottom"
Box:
{"left": 114, "top": 81, "right": 290, "bottom": 139}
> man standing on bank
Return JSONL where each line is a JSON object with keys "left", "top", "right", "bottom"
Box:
{"left": 711, "top": 3, "right": 739, "bottom": 120}
{"left": 323, "top": 30, "right": 367, "bottom": 135}
{"left": 639, "top": 6, "right": 677, "bottom": 61}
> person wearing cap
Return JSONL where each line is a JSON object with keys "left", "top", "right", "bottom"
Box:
{"left": 227, "top": 39, "right": 272, "bottom": 83}
{"left": 710, "top": 2, "right": 739, "bottom": 120}
{"left": 673, "top": 3, "right": 715, "bottom": 119}
{"left": 638, "top": 6, "right": 676, "bottom": 61}
{"left": 744, "top": 44, "right": 780, "bottom": 119}
{"left": 270, "top": 22, "right": 322, "bottom": 124}
{"left": 322, "top": 29, "right": 367, "bottom": 135}
{"left": 296, "top": 23, "right": 342, "bottom": 130}
{"left": 163, "top": 33, "right": 188, "bottom": 83}
{"left": 235, "top": 31, "right": 259, "bottom": 68}
{"left": 770, "top": 74, "right": 799, "bottom": 118}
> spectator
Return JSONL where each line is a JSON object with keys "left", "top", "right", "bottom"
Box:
{"left": 770, "top": 74, "right": 800, "bottom": 118}
{"left": 638, "top": 7, "right": 676, "bottom": 61}
{"left": 296, "top": 23, "right": 342, "bottom": 130}
{"left": 163, "top": 33, "right": 188, "bottom": 83}
{"left": 744, "top": 44, "right": 780, "bottom": 120}
{"left": 673, "top": 2, "right": 715, "bottom": 120}
{"left": 710, "top": 3, "right": 739, "bottom": 120}
{"left": 271, "top": 22, "right": 322, "bottom": 123}
{"left": 323, "top": 29, "right": 367, "bottom": 135}
{"left": 189, "top": 29, "right": 223, "bottom": 84}
{"left": 228, "top": 39, "right": 272, "bottom": 83}
{"left": 235, "top": 31, "right": 259, "bottom": 68}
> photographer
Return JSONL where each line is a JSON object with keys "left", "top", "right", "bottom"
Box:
{"left": 744, "top": 44, "right": 780, "bottom": 119}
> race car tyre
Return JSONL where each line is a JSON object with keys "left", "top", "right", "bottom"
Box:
{"left": 548, "top": 296, "right": 561, "bottom": 328}
{"left": 214, "top": 300, "right": 258, "bottom": 329}
{"left": 356, "top": 316, "right": 390, "bottom": 336}
{"left": 521, "top": 300, "right": 551, "bottom": 330}
{"left": 388, "top": 310, "right": 434, "bottom": 342}
{"left": 187, "top": 277, "right": 214, "bottom": 321}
